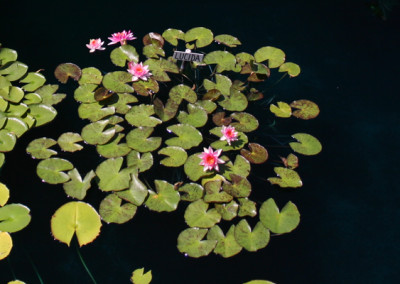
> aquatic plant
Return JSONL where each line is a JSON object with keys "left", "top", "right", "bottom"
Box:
{"left": 25, "top": 27, "right": 322, "bottom": 259}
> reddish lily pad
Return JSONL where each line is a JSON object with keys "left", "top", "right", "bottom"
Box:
{"left": 143, "top": 32, "right": 164, "bottom": 47}
{"left": 290, "top": 99, "right": 320, "bottom": 120}
{"left": 54, "top": 63, "right": 82, "bottom": 83}
{"left": 281, "top": 153, "right": 299, "bottom": 169}
{"left": 222, "top": 174, "right": 251, "bottom": 198}
{"left": 240, "top": 143, "right": 268, "bottom": 164}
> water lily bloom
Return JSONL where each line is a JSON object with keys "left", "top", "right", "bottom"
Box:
{"left": 86, "top": 38, "right": 105, "bottom": 53}
{"left": 108, "top": 30, "right": 136, "bottom": 45}
{"left": 198, "top": 147, "right": 225, "bottom": 172}
{"left": 220, "top": 125, "right": 238, "bottom": 145}
{"left": 127, "top": 62, "right": 152, "bottom": 81}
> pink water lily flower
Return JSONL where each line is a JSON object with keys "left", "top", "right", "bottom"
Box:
{"left": 127, "top": 62, "right": 152, "bottom": 81}
{"left": 108, "top": 30, "right": 136, "bottom": 45}
{"left": 86, "top": 38, "right": 105, "bottom": 53}
{"left": 220, "top": 125, "right": 238, "bottom": 145}
{"left": 198, "top": 147, "right": 225, "bottom": 172}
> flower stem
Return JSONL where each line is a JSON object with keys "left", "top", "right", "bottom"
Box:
{"left": 75, "top": 241, "right": 97, "bottom": 284}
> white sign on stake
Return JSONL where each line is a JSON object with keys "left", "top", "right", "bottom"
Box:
{"left": 173, "top": 50, "right": 204, "bottom": 62}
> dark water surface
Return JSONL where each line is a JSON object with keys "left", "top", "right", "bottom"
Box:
{"left": 1, "top": 0, "right": 399, "bottom": 283}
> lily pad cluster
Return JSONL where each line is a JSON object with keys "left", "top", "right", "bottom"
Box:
{"left": 26, "top": 27, "right": 321, "bottom": 256}
{"left": 0, "top": 44, "right": 65, "bottom": 169}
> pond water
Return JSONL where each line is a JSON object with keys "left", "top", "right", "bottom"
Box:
{"left": 0, "top": 0, "right": 399, "bottom": 283}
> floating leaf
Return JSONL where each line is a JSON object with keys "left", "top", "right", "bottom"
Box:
{"left": 125, "top": 104, "right": 162, "bottom": 127}
{"left": 179, "top": 183, "right": 204, "bottom": 202}
{"left": 169, "top": 84, "right": 197, "bottom": 104}
{"left": 94, "top": 87, "right": 114, "bottom": 102}
{"left": 96, "top": 133, "right": 131, "bottom": 158}
{"left": 281, "top": 153, "right": 299, "bottom": 169}
{"left": 185, "top": 27, "right": 213, "bottom": 48}
{"left": 96, "top": 157, "right": 135, "bottom": 192}
{"left": 204, "top": 180, "right": 233, "bottom": 203}
{"left": 235, "top": 52, "right": 254, "bottom": 66}
{"left": 204, "top": 51, "right": 240, "bottom": 73}
{"left": 254, "top": 46, "right": 285, "bottom": 68}
{"left": 132, "top": 78, "right": 159, "bottom": 96}
{"left": 234, "top": 220, "right": 270, "bottom": 252}
{"left": 110, "top": 45, "right": 139, "bottom": 67}
{"left": 165, "top": 124, "right": 202, "bottom": 149}
{"left": 153, "top": 98, "right": 179, "bottom": 121}
{"left": 279, "top": 62, "right": 301, "bottom": 77}
{"left": 184, "top": 199, "right": 221, "bottom": 228}
{"left": 109, "top": 93, "right": 138, "bottom": 114}
{"left": 210, "top": 127, "right": 248, "bottom": 151}
{"left": 145, "top": 180, "right": 180, "bottom": 212}
{"left": 54, "top": 63, "right": 81, "bottom": 83}
{"left": 20, "top": 72, "right": 46, "bottom": 92}
{"left": 28, "top": 104, "right": 57, "bottom": 127}
{"left": 290, "top": 99, "right": 320, "bottom": 120}
{"left": 238, "top": 198, "right": 257, "bottom": 217}
{"left": 99, "top": 193, "right": 137, "bottom": 224}
{"left": 81, "top": 119, "right": 115, "bottom": 145}
{"left": 2, "top": 86, "right": 24, "bottom": 103}
{"left": 37, "top": 158, "right": 74, "bottom": 184}
{"left": 126, "top": 151, "right": 153, "bottom": 173}
{"left": 8, "top": 280, "right": 27, "bottom": 284}
{"left": 218, "top": 91, "right": 248, "bottom": 112}
{"left": 177, "top": 103, "right": 207, "bottom": 127}
{"left": 3, "top": 117, "right": 28, "bottom": 137}
{"left": 268, "top": 167, "right": 302, "bottom": 188}
{"left": 247, "top": 88, "right": 264, "bottom": 101}
{"left": 0, "top": 204, "right": 31, "bottom": 233}
{"left": 220, "top": 155, "right": 251, "bottom": 182}
{"left": 131, "top": 267, "right": 152, "bottom": 284}
{"left": 78, "top": 67, "right": 103, "bottom": 85}
{"left": 35, "top": 84, "right": 66, "bottom": 106}
{"left": 162, "top": 29, "right": 185, "bottom": 46}
{"left": 240, "top": 143, "right": 268, "bottom": 164}
{"left": 144, "top": 58, "right": 179, "bottom": 82}
{"left": 63, "top": 169, "right": 96, "bottom": 200}
{"left": 289, "top": 133, "right": 322, "bottom": 155}
{"left": 0, "top": 61, "right": 28, "bottom": 81}
{"left": 0, "top": 153, "right": 4, "bottom": 168}
{"left": 51, "top": 201, "right": 101, "bottom": 247}
{"left": 270, "top": 101, "right": 291, "bottom": 118}
{"left": 0, "top": 231, "right": 12, "bottom": 260}
{"left": 259, "top": 198, "right": 300, "bottom": 234}
{"left": 143, "top": 44, "right": 165, "bottom": 59}
{"left": 207, "top": 225, "right": 242, "bottom": 258}
{"left": 203, "top": 74, "right": 232, "bottom": 96}
{"left": 158, "top": 146, "right": 187, "bottom": 167}
{"left": 177, "top": 228, "right": 217, "bottom": 258}
{"left": 215, "top": 200, "right": 238, "bottom": 221}
{"left": 26, "top": 137, "right": 57, "bottom": 159}
{"left": 116, "top": 173, "right": 148, "bottom": 206}
{"left": 143, "top": 32, "right": 164, "bottom": 47}
{"left": 78, "top": 102, "right": 115, "bottom": 122}
{"left": 57, "top": 132, "right": 83, "bottom": 152}
{"left": 102, "top": 71, "right": 134, "bottom": 93}
{"left": 230, "top": 112, "right": 259, "bottom": 132}
{"left": 243, "top": 280, "right": 275, "bottom": 284}
{"left": 0, "top": 48, "right": 17, "bottom": 65}
{"left": 126, "top": 127, "right": 161, "bottom": 153}
{"left": 0, "top": 182, "right": 10, "bottom": 206}
{"left": 214, "top": 34, "right": 241, "bottom": 48}
{"left": 74, "top": 84, "right": 97, "bottom": 103}
{"left": 222, "top": 174, "right": 251, "bottom": 198}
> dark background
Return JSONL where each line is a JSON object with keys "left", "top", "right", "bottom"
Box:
{"left": 0, "top": 0, "right": 399, "bottom": 283}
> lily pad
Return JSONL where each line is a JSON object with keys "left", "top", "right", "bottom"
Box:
{"left": 169, "top": 84, "right": 197, "bottom": 104}
{"left": 240, "top": 143, "right": 268, "bottom": 164}
{"left": 221, "top": 155, "right": 251, "bottom": 181}
{"left": 0, "top": 182, "right": 10, "bottom": 206}
{"left": 20, "top": 72, "right": 46, "bottom": 92}
{"left": 0, "top": 203, "right": 31, "bottom": 233}
{"left": 0, "top": 61, "right": 28, "bottom": 81}
{"left": 110, "top": 45, "right": 139, "bottom": 67}
{"left": 109, "top": 93, "right": 138, "bottom": 114}
{"left": 116, "top": 173, "right": 148, "bottom": 206}
{"left": 132, "top": 78, "right": 159, "bottom": 96}
{"left": 51, "top": 201, "right": 101, "bottom": 247}
{"left": 218, "top": 91, "right": 248, "bottom": 112}
{"left": 35, "top": 84, "right": 66, "bottom": 106}
{"left": 270, "top": 101, "right": 292, "bottom": 118}
{"left": 254, "top": 46, "right": 286, "bottom": 68}
{"left": 268, "top": 167, "right": 302, "bottom": 188}
{"left": 243, "top": 281, "right": 275, "bottom": 284}
{"left": 204, "top": 51, "right": 240, "bottom": 73}
{"left": 24, "top": 92, "right": 42, "bottom": 105}
{"left": 289, "top": 133, "right": 322, "bottom": 155}
{"left": 28, "top": 104, "right": 57, "bottom": 127}
{"left": 177, "top": 227, "right": 217, "bottom": 258}
{"left": 247, "top": 88, "right": 264, "bottom": 101}
{"left": 3, "top": 117, "right": 28, "bottom": 137}
{"left": 102, "top": 71, "right": 134, "bottom": 93}
{"left": 279, "top": 62, "right": 301, "bottom": 77}
{"left": 238, "top": 198, "right": 257, "bottom": 217}
{"left": 54, "top": 63, "right": 81, "bottom": 84}
{"left": 210, "top": 127, "right": 248, "bottom": 151}
{"left": 74, "top": 84, "right": 97, "bottom": 103}
{"left": 126, "top": 151, "right": 153, "bottom": 173}
{"left": 214, "top": 34, "right": 241, "bottom": 48}
{"left": 179, "top": 183, "right": 204, "bottom": 202}
{"left": 234, "top": 220, "right": 270, "bottom": 252}
{"left": 99, "top": 193, "right": 137, "bottom": 224}
{"left": 81, "top": 119, "right": 115, "bottom": 145}
{"left": 145, "top": 180, "right": 180, "bottom": 212}
{"left": 143, "top": 44, "right": 165, "bottom": 59}
{"left": 78, "top": 67, "right": 103, "bottom": 85}
{"left": 259, "top": 198, "right": 300, "bottom": 234}
{"left": 204, "top": 180, "right": 233, "bottom": 203}
{"left": 281, "top": 153, "right": 299, "bottom": 169}
{"left": 214, "top": 200, "right": 238, "bottom": 221}
{"left": 57, "top": 132, "right": 84, "bottom": 152}
{"left": 26, "top": 137, "right": 57, "bottom": 159}
{"left": 95, "top": 157, "right": 135, "bottom": 192}
{"left": 158, "top": 146, "right": 187, "bottom": 167}
{"left": 143, "top": 32, "right": 164, "bottom": 47}
{"left": 94, "top": 87, "right": 114, "bottom": 102}
{"left": 222, "top": 174, "right": 251, "bottom": 198}
{"left": 290, "top": 99, "right": 320, "bottom": 120}
{"left": 37, "top": 158, "right": 74, "bottom": 184}
{"left": 184, "top": 199, "right": 221, "bottom": 228}
{"left": 0, "top": 48, "right": 17, "bottom": 65}
{"left": 0, "top": 153, "right": 4, "bottom": 168}
{"left": 126, "top": 127, "right": 162, "bottom": 153}
{"left": 78, "top": 102, "right": 115, "bottom": 122}
{"left": 177, "top": 103, "right": 208, "bottom": 127}
{"left": 212, "top": 112, "right": 231, "bottom": 126}
{"left": 96, "top": 133, "right": 131, "bottom": 158}
{"left": 63, "top": 169, "right": 96, "bottom": 200}
{"left": 0, "top": 231, "right": 12, "bottom": 260}
{"left": 203, "top": 74, "right": 232, "bottom": 96}
{"left": 207, "top": 225, "right": 242, "bottom": 258}
{"left": 131, "top": 267, "right": 152, "bottom": 284}
{"left": 185, "top": 27, "right": 213, "bottom": 48}
{"left": 162, "top": 28, "right": 185, "bottom": 46}
{"left": 165, "top": 124, "right": 202, "bottom": 149}
{"left": 2, "top": 86, "right": 24, "bottom": 103}
{"left": 125, "top": 104, "right": 162, "bottom": 127}
{"left": 230, "top": 112, "right": 259, "bottom": 132}
{"left": 235, "top": 52, "right": 255, "bottom": 66}
{"left": 153, "top": 98, "right": 179, "bottom": 121}
{"left": 144, "top": 58, "right": 179, "bottom": 82}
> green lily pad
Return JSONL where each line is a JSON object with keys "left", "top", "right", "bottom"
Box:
{"left": 204, "top": 51, "right": 240, "bottom": 73}
{"left": 203, "top": 74, "right": 232, "bottom": 96}
{"left": 203, "top": 89, "right": 222, "bottom": 101}
{"left": 0, "top": 48, "right": 17, "bottom": 65}
{"left": 125, "top": 104, "right": 162, "bottom": 127}
{"left": 153, "top": 98, "right": 179, "bottom": 122}
{"left": 109, "top": 93, "right": 138, "bottom": 114}
{"left": 234, "top": 220, "right": 270, "bottom": 252}
{"left": 26, "top": 137, "right": 57, "bottom": 159}
{"left": 0, "top": 182, "right": 10, "bottom": 206}
{"left": 279, "top": 62, "right": 301, "bottom": 77}
{"left": 96, "top": 133, "right": 131, "bottom": 158}
{"left": 103, "top": 71, "right": 134, "bottom": 93}
{"left": 254, "top": 46, "right": 286, "bottom": 68}
{"left": 270, "top": 101, "right": 292, "bottom": 118}
{"left": 81, "top": 119, "right": 115, "bottom": 145}
{"left": 29, "top": 104, "right": 57, "bottom": 127}
{"left": 290, "top": 99, "right": 320, "bottom": 120}
{"left": 2, "top": 86, "right": 24, "bottom": 103}
{"left": 165, "top": 124, "right": 202, "bottom": 149}
{"left": 215, "top": 200, "right": 238, "bottom": 221}
{"left": 195, "top": 100, "right": 217, "bottom": 114}
{"left": 37, "top": 158, "right": 74, "bottom": 184}
{"left": 158, "top": 146, "right": 187, "bottom": 167}
{"left": 143, "top": 44, "right": 165, "bottom": 59}
{"left": 0, "top": 75, "right": 11, "bottom": 98}
{"left": 184, "top": 27, "right": 213, "bottom": 48}
{"left": 230, "top": 112, "right": 259, "bottom": 132}
{"left": 177, "top": 103, "right": 207, "bottom": 127}
{"left": 20, "top": 72, "right": 46, "bottom": 92}
{"left": 51, "top": 201, "right": 101, "bottom": 247}
{"left": 221, "top": 155, "right": 251, "bottom": 181}
{"left": 259, "top": 198, "right": 300, "bottom": 234}
{"left": 35, "top": 84, "right": 66, "bottom": 106}
{"left": 204, "top": 180, "right": 233, "bottom": 203}
{"left": 145, "top": 180, "right": 180, "bottom": 212}
{"left": 78, "top": 67, "right": 103, "bottom": 85}
{"left": 240, "top": 143, "right": 268, "bottom": 164}
{"left": 281, "top": 153, "right": 299, "bottom": 169}
{"left": 0, "top": 231, "right": 12, "bottom": 260}
{"left": 74, "top": 84, "right": 97, "bottom": 103}
{"left": 57, "top": 132, "right": 83, "bottom": 152}
{"left": 99, "top": 193, "right": 137, "bottom": 224}
{"left": 218, "top": 91, "right": 248, "bottom": 111}
{"left": 116, "top": 173, "right": 148, "bottom": 206}
{"left": 126, "top": 151, "right": 153, "bottom": 173}
{"left": 184, "top": 199, "right": 221, "bottom": 228}
{"left": 126, "top": 127, "right": 161, "bottom": 153}
{"left": 207, "top": 225, "right": 242, "bottom": 258}
{"left": 177, "top": 228, "right": 217, "bottom": 258}
{"left": 247, "top": 88, "right": 264, "bottom": 101}
{"left": 243, "top": 280, "right": 275, "bottom": 284}
{"left": 238, "top": 198, "right": 257, "bottom": 217}
{"left": 54, "top": 63, "right": 82, "bottom": 84}
{"left": 222, "top": 174, "right": 251, "bottom": 198}
{"left": 214, "top": 34, "right": 241, "bottom": 48}
{"left": 143, "top": 32, "right": 164, "bottom": 47}
{"left": 0, "top": 204, "right": 31, "bottom": 233}
{"left": 162, "top": 28, "right": 185, "bottom": 46}
{"left": 96, "top": 157, "right": 135, "bottom": 192}
{"left": 24, "top": 92, "right": 42, "bottom": 105}
{"left": 184, "top": 153, "right": 213, "bottom": 182}
{"left": 63, "top": 169, "right": 96, "bottom": 200}
{"left": 78, "top": 102, "right": 115, "bottom": 122}
{"left": 0, "top": 130, "right": 16, "bottom": 152}
{"left": 0, "top": 61, "right": 28, "bottom": 81}
{"left": 3, "top": 117, "right": 28, "bottom": 137}
{"left": 131, "top": 268, "right": 152, "bottom": 284}
{"left": 179, "top": 183, "right": 204, "bottom": 202}
{"left": 289, "top": 133, "right": 322, "bottom": 155}
{"left": 144, "top": 58, "right": 179, "bottom": 82}
{"left": 132, "top": 77, "right": 159, "bottom": 96}
{"left": 268, "top": 167, "right": 302, "bottom": 188}
{"left": 5, "top": 101, "right": 28, "bottom": 117}
{"left": 210, "top": 127, "right": 248, "bottom": 151}
{"left": 235, "top": 52, "right": 255, "bottom": 66}
{"left": 169, "top": 84, "right": 197, "bottom": 104}
{"left": 110, "top": 44, "right": 139, "bottom": 67}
